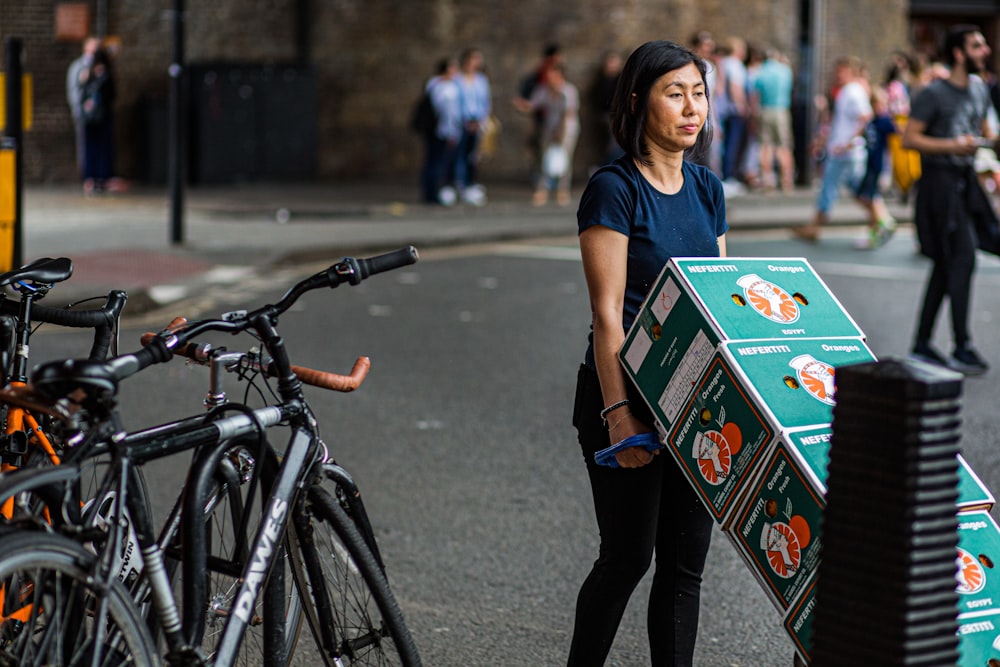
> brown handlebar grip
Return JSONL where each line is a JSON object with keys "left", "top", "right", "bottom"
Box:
{"left": 140, "top": 317, "right": 189, "bottom": 347}
{"left": 290, "top": 356, "right": 371, "bottom": 392}
{"left": 140, "top": 320, "right": 211, "bottom": 362}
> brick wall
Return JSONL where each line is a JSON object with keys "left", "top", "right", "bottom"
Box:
{"left": 0, "top": 0, "right": 917, "bottom": 184}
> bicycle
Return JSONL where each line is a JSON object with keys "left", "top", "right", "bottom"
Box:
{"left": 0, "top": 256, "right": 128, "bottom": 474}
{"left": 0, "top": 256, "right": 132, "bottom": 522}
{"left": 0, "top": 247, "right": 422, "bottom": 666}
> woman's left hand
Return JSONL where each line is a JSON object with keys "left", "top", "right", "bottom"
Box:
{"left": 613, "top": 445, "right": 659, "bottom": 468}
{"left": 608, "top": 413, "right": 659, "bottom": 468}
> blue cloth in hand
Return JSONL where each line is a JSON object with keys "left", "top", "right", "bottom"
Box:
{"left": 594, "top": 432, "right": 663, "bottom": 468}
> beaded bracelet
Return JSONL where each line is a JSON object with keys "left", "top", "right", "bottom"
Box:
{"left": 600, "top": 399, "right": 630, "bottom": 425}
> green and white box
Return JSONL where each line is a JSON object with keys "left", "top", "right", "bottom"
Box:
{"left": 783, "top": 425, "right": 833, "bottom": 493}
{"left": 782, "top": 574, "right": 817, "bottom": 665}
{"left": 959, "top": 456, "right": 996, "bottom": 514}
{"left": 619, "top": 257, "right": 865, "bottom": 437}
{"left": 777, "top": 427, "right": 990, "bottom": 512}
{"left": 959, "top": 611, "right": 1000, "bottom": 666}
{"left": 665, "top": 338, "right": 876, "bottom": 525}
{"left": 726, "top": 441, "right": 825, "bottom": 612}
{"left": 957, "top": 511, "right": 1000, "bottom": 619}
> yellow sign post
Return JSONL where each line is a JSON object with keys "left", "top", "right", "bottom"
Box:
{"left": 0, "top": 137, "right": 16, "bottom": 272}
{"left": 0, "top": 74, "right": 32, "bottom": 131}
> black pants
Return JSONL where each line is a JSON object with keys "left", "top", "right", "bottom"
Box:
{"left": 914, "top": 169, "right": 979, "bottom": 350}
{"left": 568, "top": 366, "right": 713, "bottom": 667}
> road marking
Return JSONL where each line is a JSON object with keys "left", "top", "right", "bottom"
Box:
{"left": 490, "top": 243, "right": 582, "bottom": 261}
{"left": 809, "top": 260, "right": 925, "bottom": 281}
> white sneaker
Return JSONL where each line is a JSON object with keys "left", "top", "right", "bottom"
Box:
{"left": 438, "top": 186, "right": 457, "bottom": 206}
{"left": 461, "top": 184, "right": 487, "bottom": 206}
{"left": 721, "top": 179, "right": 746, "bottom": 198}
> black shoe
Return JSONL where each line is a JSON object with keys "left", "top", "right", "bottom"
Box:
{"left": 910, "top": 342, "right": 948, "bottom": 367}
{"left": 949, "top": 346, "right": 989, "bottom": 376}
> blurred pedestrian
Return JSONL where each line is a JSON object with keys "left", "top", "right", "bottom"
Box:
{"left": 885, "top": 50, "right": 916, "bottom": 117}
{"left": 66, "top": 36, "right": 100, "bottom": 177}
{"left": 590, "top": 49, "right": 625, "bottom": 166}
{"left": 454, "top": 47, "right": 491, "bottom": 206}
{"left": 740, "top": 43, "right": 765, "bottom": 190}
{"left": 516, "top": 43, "right": 564, "bottom": 180}
{"left": 717, "top": 36, "right": 750, "bottom": 190}
{"left": 689, "top": 31, "right": 721, "bottom": 175}
{"left": 853, "top": 85, "right": 899, "bottom": 249}
{"left": 794, "top": 56, "right": 872, "bottom": 242}
{"left": 79, "top": 46, "right": 116, "bottom": 194}
{"left": 514, "top": 62, "right": 579, "bottom": 206}
{"left": 570, "top": 39, "right": 724, "bottom": 667}
{"left": 419, "top": 57, "right": 463, "bottom": 205}
{"left": 903, "top": 24, "right": 994, "bottom": 375}
{"left": 754, "top": 47, "right": 795, "bottom": 192}
{"left": 885, "top": 51, "right": 923, "bottom": 201}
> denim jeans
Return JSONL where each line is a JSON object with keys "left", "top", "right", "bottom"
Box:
{"left": 815, "top": 151, "right": 864, "bottom": 213}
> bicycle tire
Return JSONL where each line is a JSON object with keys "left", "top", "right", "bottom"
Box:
{"left": 288, "top": 484, "right": 421, "bottom": 666}
{"left": 0, "top": 530, "right": 156, "bottom": 666}
{"left": 162, "top": 444, "right": 303, "bottom": 667}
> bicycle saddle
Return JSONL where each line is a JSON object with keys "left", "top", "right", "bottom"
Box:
{"left": 32, "top": 358, "right": 118, "bottom": 410}
{"left": 0, "top": 257, "right": 74, "bottom": 287}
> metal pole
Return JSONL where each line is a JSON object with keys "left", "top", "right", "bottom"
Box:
{"left": 96, "top": 0, "right": 108, "bottom": 39}
{"left": 5, "top": 37, "right": 24, "bottom": 268}
{"left": 168, "top": 0, "right": 185, "bottom": 245}
{"left": 295, "top": 0, "right": 310, "bottom": 64}
{"left": 810, "top": 0, "right": 827, "bottom": 176}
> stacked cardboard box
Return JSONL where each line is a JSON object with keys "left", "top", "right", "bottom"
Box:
{"left": 618, "top": 257, "right": 995, "bottom": 664}
{"left": 955, "top": 511, "right": 1000, "bottom": 663}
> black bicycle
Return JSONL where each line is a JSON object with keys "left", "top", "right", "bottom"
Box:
{"left": 0, "top": 248, "right": 422, "bottom": 666}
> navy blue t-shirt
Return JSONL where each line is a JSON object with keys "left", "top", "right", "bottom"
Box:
{"left": 577, "top": 156, "right": 728, "bottom": 367}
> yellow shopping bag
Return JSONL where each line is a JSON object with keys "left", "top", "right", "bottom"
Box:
{"left": 889, "top": 115, "right": 921, "bottom": 195}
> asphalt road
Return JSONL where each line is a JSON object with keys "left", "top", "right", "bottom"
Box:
{"left": 27, "top": 224, "right": 1000, "bottom": 666}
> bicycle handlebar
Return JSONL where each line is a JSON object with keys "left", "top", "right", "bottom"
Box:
{"left": 138, "top": 327, "right": 373, "bottom": 392}
{"left": 271, "top": 356, "right": 371, "bottom": 392}
{"left": 0, "top": 289, "right": 127, "bottom": 330}
{"left": 0, "top": 289, "right": 128, "bottom": 360}
{"left": 117, "top": 247, "right": 418, "bottom": 385}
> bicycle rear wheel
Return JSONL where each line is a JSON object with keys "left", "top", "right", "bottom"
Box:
{"left": 288, "top": 484, "right": 421, "bottom": 666}
{"left": 0, "top": 530, "right": 156, "bottom": 666}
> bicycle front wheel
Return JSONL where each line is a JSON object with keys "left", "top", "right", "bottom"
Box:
{"left": 0, "top": 530, "right": 156, "bottom": 666}
{"left": 288, "top": 485, "right": 421, "bottom": 666}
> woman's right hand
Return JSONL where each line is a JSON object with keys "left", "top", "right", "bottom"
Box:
{"left": 608, "top": 413, "right": 659, "bottom": 468}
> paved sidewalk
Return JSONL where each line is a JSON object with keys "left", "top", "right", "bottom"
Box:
{"left": 19, "top": 179, "right": 911, "bottom": 315}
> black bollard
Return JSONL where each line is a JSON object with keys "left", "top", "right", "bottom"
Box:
{"left": 811, "top": 357, "right": 963, "bottom": 666}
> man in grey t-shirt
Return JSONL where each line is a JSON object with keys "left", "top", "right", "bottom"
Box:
{"left": 902, "top": 24, "right": 994, "bottom": 375}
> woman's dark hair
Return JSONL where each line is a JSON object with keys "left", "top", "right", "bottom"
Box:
{"left": 610, "top": 40, "right": 713, "bottom": 165}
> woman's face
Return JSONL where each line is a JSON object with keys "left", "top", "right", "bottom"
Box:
{"left": 642, "top": 62, "right": 707, "bottom": 154}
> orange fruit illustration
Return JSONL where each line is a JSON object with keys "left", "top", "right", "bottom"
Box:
{"left": 957, "top": 548, "right": 987, "bottom": 595}
{"left": 765, "top": 522, "right": 801, "bottom": 578}
{"left": 789, "top": 515, "right": 811, "bottom": 548}
{"left": 799, "top": 362, "right": 836, "bottom": 405}
{"left": 745, "top": 280, "right": 799, "bottom": 323}
{"left": 695, "top": 430, "right": 731, "bottom": 485}
{"left": 721, "top": 422, "right": 742, "bottom": 455}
